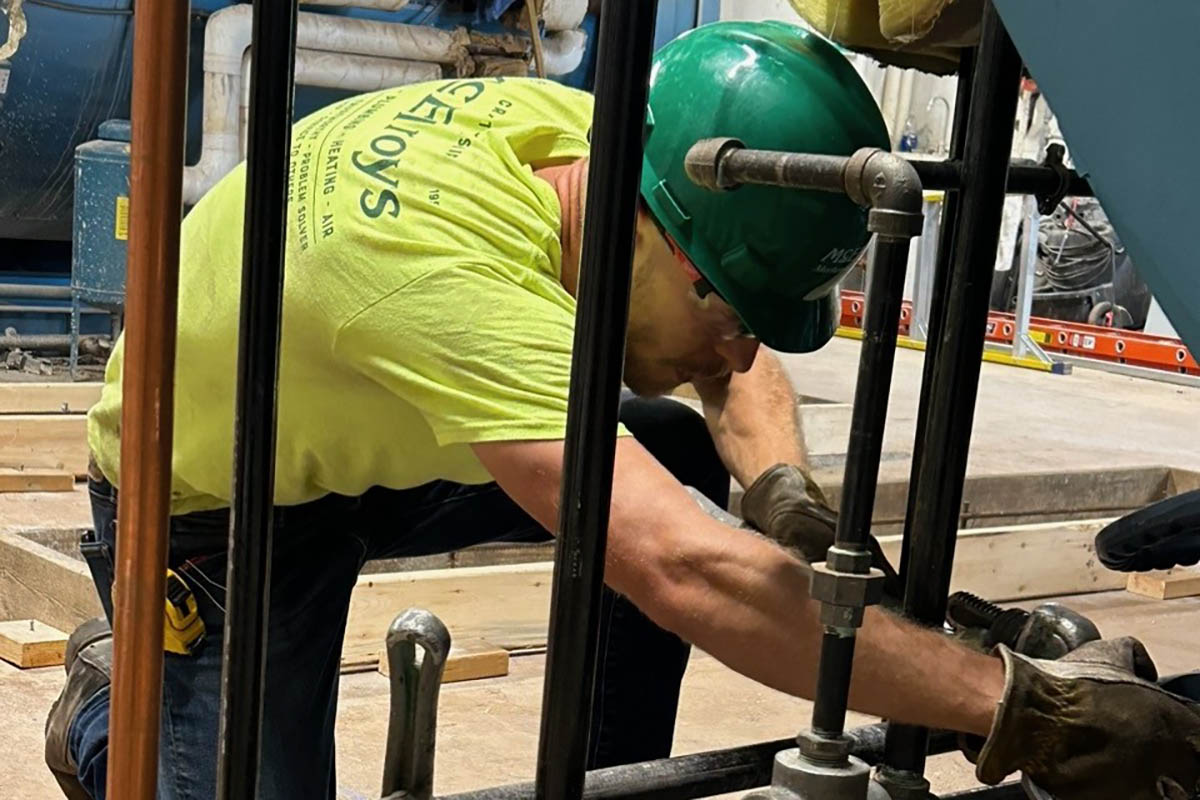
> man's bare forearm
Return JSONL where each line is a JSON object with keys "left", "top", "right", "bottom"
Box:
{"left": 626, "top": 513, "right": 1004, "bottom": 737}
{"left": 693, "top": 351, "right": 807, "bottom": 487}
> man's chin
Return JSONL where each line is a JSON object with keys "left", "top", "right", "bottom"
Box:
{"left": 623, "top": 371, "right": 684, "bottom": 398}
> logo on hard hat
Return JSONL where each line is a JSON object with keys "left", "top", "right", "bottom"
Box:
{"left": 816, "top": 246, "right": 863, "bottom": 272}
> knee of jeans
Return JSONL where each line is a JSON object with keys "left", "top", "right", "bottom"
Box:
{"left": 620, "top": 396, "right": 730, "bottom": 508}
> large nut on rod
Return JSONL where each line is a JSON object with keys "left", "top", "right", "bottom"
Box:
{"left": 685, "top": 137, "right": 746, "bottom": 191}
{"left": 811, "top": 560, "right": 884, "bottom": 612}
{"left": 744, "top": 747, "right": 889, "bottom": 800}
{"left": 797, "top": 729, "right": 852, "bottom": 764}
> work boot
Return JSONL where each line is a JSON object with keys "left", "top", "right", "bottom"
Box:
{"left": 45, "top": 617, "right": 112, "bottom": 800}
{"left": 977, "top": 637, "right": 1200, "bottom": 800}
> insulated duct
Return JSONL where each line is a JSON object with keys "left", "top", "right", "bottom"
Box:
{"left": 185, "top": 4, "right": 470, "bottom": 204}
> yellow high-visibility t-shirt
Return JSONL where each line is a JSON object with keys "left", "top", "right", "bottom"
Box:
{"left": 87, "top": 77, "right": 611, "bottom": 515}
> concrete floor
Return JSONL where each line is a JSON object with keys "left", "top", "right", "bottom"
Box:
{"left": 1, "top": 338, "right": 1198, "bottom": 798}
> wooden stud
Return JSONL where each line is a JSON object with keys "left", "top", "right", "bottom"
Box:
{"left": 343, "top": 563, "right": 552, "bottom": 660}
{"left": 0, "top": 619, "right": 69, "bottom": 668}
{"left": 1126, "top": 567, "right": 1200, "bottom": 600}
{"left": 0, "top": 415, "right": 89, "bottom": 476}
{"left": 0, "top": 468, "right": 75, "bottom": 493}
{"left": 376, "top": 637, "right": 510, "bottom": 683}
{"left": 0, "top": 383, "right": 103, "bottom": 414}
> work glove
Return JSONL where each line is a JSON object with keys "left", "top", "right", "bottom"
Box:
{"left": 740, "top": 463, "right": 903, "bottom": 604}
{"left": 975, "top": 636, "right": 1200, "bottom": 800}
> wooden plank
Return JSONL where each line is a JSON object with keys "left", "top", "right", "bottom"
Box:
{"left": 0, "top": 532, "right": 102, "bottom": 635}
{"left": 0, "top": 619, "right": 68, "bottom": 668}
{"left": 343, "top": 563, "right": 552, "bottom": 661}
{"left": 877, "top": 518, "right": 1120, "bottom": 601}
{"left": 375, "top": 638, "right": 510, "bottom": 683}
{"left": 1169, "top": 467, "right": 1200, "bottom": 495}
{"left": 0, "top": 415, "right": 89, "bottom": 476}
{"left": 341, "top": 519, "right": 1122, "bottom": 659}
{"left": 0, "top": 468, "right": 74, "bottom": 493}
{"left": 1126, "top": 567, "right": 1200, "bottom": 600}
{"left": 0, "top": 383, "right": 103, "bottom": 414}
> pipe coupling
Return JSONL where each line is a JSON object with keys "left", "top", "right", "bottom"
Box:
{"left": 684, "top": 137, "right": 746, "bottom": 191}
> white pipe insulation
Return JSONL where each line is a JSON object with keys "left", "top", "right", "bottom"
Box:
{"left": 184, "top": 4, "right": 469, "bottom": 204}
{"left": 238, "top": 50, "right": 441, "bottom": 158}
{"left": 541, "top": 28, "right": 587, "bottom": 76}
{"left": 541, "top": 0, "right": 587, "bottom": 32}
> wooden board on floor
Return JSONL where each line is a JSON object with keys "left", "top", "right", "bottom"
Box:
{"left": 0, "top": 468, "right": 74, "bottom": 493}
{"left": 0, "top": 532, "right": 102, "bottom": 636}
{"left": 0, "top": 415, "right": 89, "bottom": 476}
{"left": 343, "top": 563, "right": 552, "bottom": 662}
{"left": 375, "top": 638, "right": 510, "bottom": 683}
{"left": 877, "top": 518, "right": 1121, "bottom": 601}
{"left": 0, "top": 383, "right": 102, "bottom": 414}
{"left": 1126, "top": 566, "right": 1200, "bottom": 600}
{"left": 0, "top": 619, "right": 68, "bottom": 668}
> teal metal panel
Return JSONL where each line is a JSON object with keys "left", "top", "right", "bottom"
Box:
{"left": 994, "top": 0, "right": 1200, "bottom": 353}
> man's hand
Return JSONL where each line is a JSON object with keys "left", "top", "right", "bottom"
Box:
{"left": 740, "top": 463, "right": 838, "bottom": 564}
{"left": 977, "top": 637, "right": 1200, "bottom": 800}
{"left": 741, "top": 463, "right": 903, "bottom": 603}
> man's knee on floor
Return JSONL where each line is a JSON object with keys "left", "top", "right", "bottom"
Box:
{"left": 618, "top": 395, "right": 729, "bottom": 508}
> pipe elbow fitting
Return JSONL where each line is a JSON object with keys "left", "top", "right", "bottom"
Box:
{"left": 844, "top": 148, "right": 925, "bottom": 239}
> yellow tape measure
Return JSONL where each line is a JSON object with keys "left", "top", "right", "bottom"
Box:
{"left": 164, "top": 569, "right": 206, "bottom": 655}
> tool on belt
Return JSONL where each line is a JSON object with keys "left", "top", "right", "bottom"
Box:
{"left": 79, "top": 530, "right": 206, "bottom": 655}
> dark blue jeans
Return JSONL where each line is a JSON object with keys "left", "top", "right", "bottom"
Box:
{"left": 71, "top": 395, "right": 730, "bottom": 799}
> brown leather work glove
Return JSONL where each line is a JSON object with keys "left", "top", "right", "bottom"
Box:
{"left": 740, "top": 463, "right": 903, "bottom": 604}
{"left": 977, "top": 637, "right": 1200, "bottom": 800}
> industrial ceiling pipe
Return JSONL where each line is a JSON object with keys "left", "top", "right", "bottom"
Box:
{"left": 214, "top": 0, "right": 298, "bottom": 797}
{"left": 0, "top": 282, "right": 73, "bottom": 299}
{"left": 533, "top": 2, "right": 659, "bottom": 799}
{"left": 104, "top": 0, "right": 190, "bottom": 798}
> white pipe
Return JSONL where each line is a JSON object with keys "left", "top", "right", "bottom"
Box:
{"left": 541, "top": 0, "right": 587, "bottom": 31}
{"left": 540, "top": 28, "right": 587, "bottom": 76}
{"left": 301, "top": 0, "right": 411, "bottom": 10}
{"left": 879, "top": 68, "right": 901, "bottom": 143}
{"left": 239, "top": 50, "right": 442, "bottom": 158}
{"left": 893, "top": 69, "right": 915, "bottom": 149}
{"left": 184, "top": 4, "right": 468, "bottom": 204}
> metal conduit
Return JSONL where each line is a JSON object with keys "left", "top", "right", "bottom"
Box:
{"left": 533, "top": 2, "right": 659, "bottom": 799}
{"left": 884, "top": 0, "right": 1025, "bottom": 776}
{"left": 214, "top": 0, "right": 298, "bottom": 796}
{"left": 446, "top": 725, "right": 959, "bottom": 800}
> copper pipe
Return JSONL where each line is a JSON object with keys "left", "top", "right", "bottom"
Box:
{"left": 105, "top": 0, "right": 189, "bottom": 797}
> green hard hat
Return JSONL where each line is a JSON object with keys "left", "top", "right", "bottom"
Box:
{"left": 640, "top": 20, "right": 890, "bottom": 353}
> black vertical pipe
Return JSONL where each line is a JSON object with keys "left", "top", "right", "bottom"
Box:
{"left": 886, "top": 45, "right": 975, "bottom": 775}
{"left": 809, "top": 235, "right": 913, "bottom": 737}
{"left": 883, "top": 2, "right": 1023, "bottom": 775}
{"left": 215, "top": 0, "right": 298, "bottom": 797}
{"left": 534, "top": 2, "right": 659, "bottom": 799}
{"left": 896, "top": 46, "right": 975, "bottom": 580}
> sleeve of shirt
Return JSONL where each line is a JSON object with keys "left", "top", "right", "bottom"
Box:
{"left": 335, "top": 265, "right": 630, "bottom": 447}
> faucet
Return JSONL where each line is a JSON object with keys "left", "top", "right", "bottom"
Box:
{"left": 926, "top": 95, "right": 952, "bottom": 155}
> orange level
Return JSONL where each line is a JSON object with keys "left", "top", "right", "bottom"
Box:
{"left": 839, "top": 290, "right": 1199, "bottom": 376}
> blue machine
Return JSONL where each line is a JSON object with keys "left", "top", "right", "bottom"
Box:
{"left": 70, "top": 118, "right": 130, "bottom": 374}
{"left": 0, "top": 0, "right": 718, "bottom": 348}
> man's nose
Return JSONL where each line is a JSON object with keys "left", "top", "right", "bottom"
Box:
{"left": 716, "top": 337, "right": 760, "bottom": 374}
